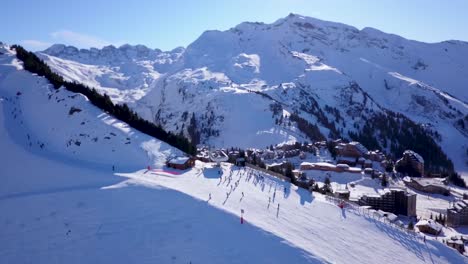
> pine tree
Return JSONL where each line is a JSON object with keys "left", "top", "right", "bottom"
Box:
{"left": 251, "top": 154, "right": 257, "bottom": 165}
{"left": 381, "top": 174, "right": 388, "bottom": 187}
{"left": 313, "top": 183, "right": 320, "bottom": 192}
{"left": 284, "top": 162, "right": 294, "bottom": 179}
{"left": 324, "top": 177, "right": 331, "bottom": 186}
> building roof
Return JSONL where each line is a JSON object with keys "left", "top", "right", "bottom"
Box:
{"left": 403, "top": 150, "right": 424, "bottom": 164}
{"left": 313, "top": 162, "right": 336, "bottom": 168}
{"left": 336, "top": 164, "right": 350, "bottom": 169}
{"left": 386, "top": 213, "right": 398, "bottom": 222}
{"left": 363, "top": 193, "right": 382, "bottom": 198}
{"left": 413, "top": 178, "right": 447, "bottom": 188}
{"left": 335, "top": 189, "right": 350, "bottom": 194}
{"left": 448, "top": 239, "right": 464, "bottom": 245}
{"left": 300, "top": 162, "right": 336, "bottom": 168}
{"left": 451, "top": 200, "right": 468, "bottom": 213}
{"left": 169, "top": 156, "right": 190, "bottom": 165}
{"left": 415, "top": 219, "right": 443, "bottom": 232}
{"left": 210, "top": 150, "right": 229, "bottom": 162}
{"left": 350, "top": 141, "right": 368, "bottom": 154}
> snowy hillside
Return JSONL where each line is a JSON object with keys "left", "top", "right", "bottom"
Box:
{"left": 0, "top": 45, "right": 182, "bottom": 171}
{"left": 1, "top": 44, "right": 466, "bottom": 263}
{"left": 38, "top": 14, "right": 468, "bottom": 176}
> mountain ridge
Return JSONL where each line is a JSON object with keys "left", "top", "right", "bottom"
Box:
{"left": 32, "top": 13, "right": 468, "bottom": 176}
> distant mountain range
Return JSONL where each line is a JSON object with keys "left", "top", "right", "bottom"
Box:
{"left": 36, "top": 13, "right": 468, "bottom": 175}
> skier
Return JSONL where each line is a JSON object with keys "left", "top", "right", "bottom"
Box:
{"left": 112, "top": 165, "right": 115, "bottom": 171}
{"left": 242, "top": 192, "right": 244, "bottom": 197}
{"left": 209, "top": 193, "right": 212, "bottom": 200}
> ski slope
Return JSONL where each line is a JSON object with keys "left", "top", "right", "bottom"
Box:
{"left": 0, "top": 107, "right": 317, "bottom": 263}
{"left": 0, "top": 44, "right": 466, "bottom": 263}
{"left": 0, "top": 44, "right": 317, "bottom": 263}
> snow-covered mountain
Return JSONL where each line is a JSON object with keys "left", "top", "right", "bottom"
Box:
{"left": 1, "top": 43, "right": 466, "bottom": 263}
{"left": 38, "top": 14, "right": 468, "bottom": 175}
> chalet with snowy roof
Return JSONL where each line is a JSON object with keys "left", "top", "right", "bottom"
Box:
{"left": 447, "top": 200, "right": 468, "bottom": 227}
{"left": 264, "top": 161, "right": 288, "bottom": 173}
{"left": 335, "top": 141, "right": 368, "bottom": 158}
{"left": 300, "top": 162, "right": 339, "bottom": 172}
{"left": 358, "top": 188, "right": 416, "bottom": 217}
{"left": 334, "top": 189, "right": 350, "bottom": 200}
{"left": 395, "top": 150, "right": 424, "bottom": 177}
{"left": 403, "top": 177, "right": 449, "bottom": 195}
{"left": 196, "top": 147, "right": 211, "bottom": 162}
{"left": 336, "top": 164, "right": 350, "bottom": 172}
{"left": 366, "top": 150, "right": 385, "bottom": 162}
{"left": 314, "top": 141, "right": 327, "bottom": 148}
{"left": 415, "top": 219, "right": 442, "bottom": 235}
{"left": 210, "top": 149, "right": 229, "bottom": 165}
{"left": 167, "top": 156, "right": 195, "bottom": 170}
{"left": 385, "top": 212, "right": 398, "bottom": 223}
{"left": 447, "top": 237, "right": 465, "bottom": 253}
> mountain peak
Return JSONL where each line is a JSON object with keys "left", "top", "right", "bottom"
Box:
{"left": 274, "top": 13, "right": 359, "bottom": 32}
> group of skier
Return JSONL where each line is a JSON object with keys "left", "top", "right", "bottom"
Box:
{"left": 204, "top": 164, "right": 289, "bottom": 224}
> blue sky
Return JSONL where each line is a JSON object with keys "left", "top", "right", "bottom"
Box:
{"left": 4, "top": 0, "right": 468, "bottom": 51}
